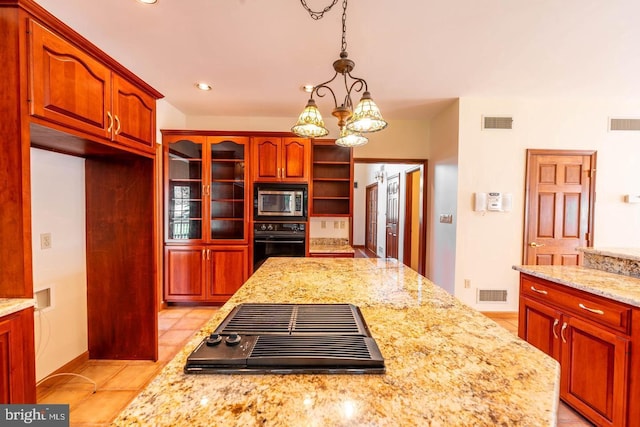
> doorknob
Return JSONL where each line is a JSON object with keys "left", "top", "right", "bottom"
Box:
{"left": 529, "top": 242, "right": 545, "bottom": 247}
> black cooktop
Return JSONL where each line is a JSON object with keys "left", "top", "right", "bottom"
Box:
{"left": 184, "top": 303, "right": 385, "bottom": 374}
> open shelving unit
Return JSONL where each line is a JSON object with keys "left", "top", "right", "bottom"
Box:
{"left": 311, "top": 140, "right": 353, "bottom": 216}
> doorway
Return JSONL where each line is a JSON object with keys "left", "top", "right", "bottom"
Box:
{"left": 523, "top": 149, "right": 596, "bottom": 265}
{"left": 354, "top": 158, "right": 428, "bottom": 276}
{"left": 365, "top": 183, "right": 378, "bottom": 255}
{"left": 403, "top": 167, "right": 422, "bottom": 271}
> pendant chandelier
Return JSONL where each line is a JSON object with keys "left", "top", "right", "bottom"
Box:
{"left": 291, "top": 0, "right": 388, "bottom": 147}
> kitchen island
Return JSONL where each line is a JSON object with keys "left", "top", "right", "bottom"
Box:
{"left": 115, "top": 258, "right": 559, "bottom": 426}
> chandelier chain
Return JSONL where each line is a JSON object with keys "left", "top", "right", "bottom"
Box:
{"left": 300, "top": 0, "right": 339, "bottom": 20}
{"left": 341, "top": 0, "right": 347, "bottom": 53}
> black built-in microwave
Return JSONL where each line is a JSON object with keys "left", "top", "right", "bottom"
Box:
{"left": 254, "top": 184, "right": 307, "bottom": 221}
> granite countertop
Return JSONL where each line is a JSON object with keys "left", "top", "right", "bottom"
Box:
{"left": 115, "top": 258, "right": 559, "bottom": 427}
{"left": 578, "top": 247, "right": 640, "bottom": 262}
{"left": 513, "top": 265, "right": 640, "bottom": 308}
{"left": 0, "top": 298, "right": 35, "bottom": 317}
{"left": 308, "top": 238, "right": 355, "bottom": 254}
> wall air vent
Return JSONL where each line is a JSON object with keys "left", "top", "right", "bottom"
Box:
{"left": 482, "top": 116, "right": 513, "bottom": 130}
{"left": 609, "top": 118, "right": 640, "bottom": 131}
{"left": 477, "top": 289, "right": 508, "bottom": 303}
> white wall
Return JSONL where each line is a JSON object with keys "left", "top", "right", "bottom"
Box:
{"left": 156, "top": 99, "right": 187, "bottom": 141}
{"left": 428, "top": 101, "right": 459, "bottom": 295}
{"left": 455, "top": 97, "right": 640, "bottom": 311}
{"left": 31, "top": 148, "right": 87, "bottom": 381}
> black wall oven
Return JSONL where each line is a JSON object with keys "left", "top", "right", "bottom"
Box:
{"left": 253, "top": 222, "right": 306, "bottom": 271}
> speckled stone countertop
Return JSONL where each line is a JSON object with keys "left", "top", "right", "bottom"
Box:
{"left": 513, "top": 265, "right": 640, "bottom": 308}
{"left": 308, "top": 238, "right": 355, "bottom": 254}
{"left": 115, "top": 258, "right": 559, "bottom": 427}
{"left": 0, "top": 298, "right": 35, "bottom": 318}
{"left": 579, "top": 247, "right": 640, "bottom": 261}
{"left": 578, "top": 247, "right": 640, "bottom": 278}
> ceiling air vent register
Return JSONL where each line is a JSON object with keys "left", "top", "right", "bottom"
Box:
{"left": 482, "top": 116, "right": 513, "bottom": 130}
{"left": 609, "top": 118, "right": 640, "bottom": 131}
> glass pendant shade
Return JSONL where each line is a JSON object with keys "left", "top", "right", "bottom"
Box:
{"left": 291, "top": 99, "right": 329, "bottom": 138}
{"left": 335, "top": 128, "right": 368, "bottom": 147}
{"left": 346, "top": 91, "right": 388, "bottom": 133}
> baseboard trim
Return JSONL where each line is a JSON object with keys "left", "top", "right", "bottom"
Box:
{"left": 36, "top": 351, "right": 90, "bottom": 388}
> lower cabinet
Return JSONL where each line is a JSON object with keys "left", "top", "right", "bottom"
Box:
{"left": 164, "top": 245, "right": 249, "bottom": 303}
{"left": 0, "top": 307, "right": 36, "bottom": 403}
{"left": 519, "top": 274, "right": 633, "bottom": 427}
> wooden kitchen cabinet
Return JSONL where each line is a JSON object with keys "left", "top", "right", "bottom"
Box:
{"left": 29, "top": 20, "right": 156, "bottom": 152}
{"left": 310, "top": 140, "right": 353, "bottom": 216}
{"left": 0, "top": 308, "right": 36, "bottom": 403}
{"left": 164, "top": 245, "right": 249, "bottom": 303}
{"left": 163, "top": 131, "right": 251, "bottom": 303}
{"left": 519, "top": 274, "right": 632, "bottom": 426}
{"left": 252, "top": 137, "right": 310, "bottom": 182}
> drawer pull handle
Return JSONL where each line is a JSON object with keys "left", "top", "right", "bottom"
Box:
{"left": 530, "top": 286, "right": 548, "bottom": 295}
{"left": 552, "top": 319, "right": 559, "bottom": 339}
{"left": 579, "top": 303, "right": 604, "bottom": 315}
{"left": 561, "top": 322, "right": 568, "bottom": 343}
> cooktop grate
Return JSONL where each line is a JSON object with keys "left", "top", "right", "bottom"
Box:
{"left": 216, "top": 303, "right": 369, "bottom": 336}
{"left": 185, "top": 303, "right": 385, "bottom": 374}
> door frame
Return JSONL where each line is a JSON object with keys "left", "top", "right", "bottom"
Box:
{"left": 403, "top": 166, "right": 422, "bottom": 270}
{"left": 365, "top": 182, "right": 378, "bottom": 255}
{"left": 355, "top": 158, "right": 428, "bottom": 276}
{"left": 385, "top": 173, "right": 400, "bottom": 259}
{"left": 523, "top": 149, "right": 597, "bottom": 264}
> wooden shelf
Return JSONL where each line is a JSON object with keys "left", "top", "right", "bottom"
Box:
{"left": 310, "top": 141, "right": 353, "bottom": 217}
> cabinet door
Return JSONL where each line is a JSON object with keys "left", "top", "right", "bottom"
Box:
{"left": 112, "top": 75, "right": 156, "bottom": 149}
{"left": 560, "top": 315, "right": 629, "bottom": 427}
{"left": 164, "top": 247, "right": 206, "bottom": 301}
{"left": 164, "top": 136, "right": 206, "bottom": 242}
{"left": 29, "top": 20, "right": 111, "bottom": 139}
{"left": 208, "top": 137, "right": 249, "bottom": 243}
{"left": 206, "top": 246, "right": 249, "bottom": 301}
{"left": 252, "top": 137, "right": 281, "bottom": 181}
{"left": 0, "top": 309, "right": 36, "bottom": 404}
{"left": 519, "top": 295, "right": 562, "bottom": 361}
{"left": 282, "top": 137, "right": 310, "bottom": 181}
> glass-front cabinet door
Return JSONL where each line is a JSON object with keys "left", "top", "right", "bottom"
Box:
{"left": 208, "top": 136, "right": 249, "bottom": 242}
{"left": 165, "top": 136, "right": 205, "bottom": 241}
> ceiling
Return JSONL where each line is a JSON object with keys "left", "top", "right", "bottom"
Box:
{"left": 34, "top": 0, "right": 640, "bottom": 122}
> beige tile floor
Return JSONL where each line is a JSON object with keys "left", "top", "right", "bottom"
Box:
{"left": 36, "top": 306, "right": 218, "bottom": 427}
{"left": 36, "top": 307, "right": 593, "bottom": 426}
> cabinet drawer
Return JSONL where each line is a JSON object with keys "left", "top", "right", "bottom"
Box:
{"left": 521, "top": 275, "right": 631, "bottom": 334}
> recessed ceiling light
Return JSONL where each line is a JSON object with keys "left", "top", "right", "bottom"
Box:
{"left": 195, "top": 82, "right": 212, "bottom": 91}
{"left": 302, "top": 85, "right": 314, "bottom": 93}
{"left": 137, "top": 0, "right": 158, "bottom": 4}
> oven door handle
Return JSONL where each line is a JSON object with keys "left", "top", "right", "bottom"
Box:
{"left": 254, "top": 239, "right": 305, "bottom": 244}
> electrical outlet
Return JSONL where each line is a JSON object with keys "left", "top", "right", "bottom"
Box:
{"left": 321, "top": 221, "right": 326, "bottom": 229}
{"left": 334, "top": 221, "right": 339, "bottom": 229}
{"left": 40, "top": 232, "right": 52, "bottom": 249}
{"left": 340, "top": 221, "right": 345, "bottom": 229}
{"left": 464, "top": 279, "right": 471, "bottom": 289}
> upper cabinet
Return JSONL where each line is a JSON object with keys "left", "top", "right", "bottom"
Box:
{"left": 311, "top": 140, "right": 353, "bottom": 216}
{"left": 252, "top": 137, "right": 310, "bottom": 182}
{"left": 28, "top": 20, "right": 156, "bottom": 152}
{"left": 164, "top": 135, "right": 249, "bottom": 244}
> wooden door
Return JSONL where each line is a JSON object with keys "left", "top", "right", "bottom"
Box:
{"left": 164, "top": 246, "right": 205, "bottom": 301}
{"left": 561, "top": 315, "right": 629, "bottom": 427}
{"left": 252, "top": 137, "right": 281, "bottom": 181}
{"left": 282, "top": 137, "right": 310, "bottom": 182}
{"left": 365, "top": 183, "right": 378, "bottom": 255}
{"left": 29, "top": 20, "right": 111, "bottom": 139}
{"left": 208, "top": 246, "right": 249, "bottom": 301}
{"left": 524, "top": 150, "right": 596, "bottom": 265}
{"left": 112, "top": 74, "right": 156, "bottom": 149}
{"left": 518, "top": 295, "right": 561, "bottom": 361}
{"left": 386, "top": 174, "right": 400, "bottom": 259}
